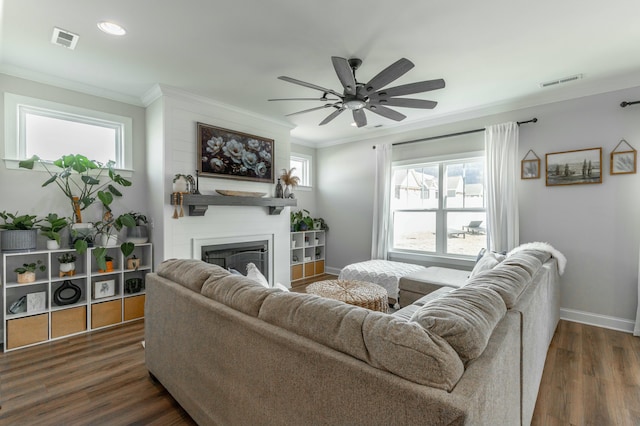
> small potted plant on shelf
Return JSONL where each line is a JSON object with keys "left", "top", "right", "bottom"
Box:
{"left": 290, "top": 209, "right": 313, "bottom": 232}
{"left": 15, "top": 260, "right": 46, "bottom": 284}
{"left": 125, "top": 212, "right": 149, "bottom": 243}
{"left": 126, "top": 254, "right": 141, "bottom": 270}
{"left": 98, "top": 255, "right": 115, "bottom": 273}
{"left": 0, "top": 211, "right": 42, "bottom": 252}
{"left": 40, "top": 213, "right": 70, "bottom": 250}
{"left": 58, "top": 252, "right": 77, "bottom": 277}
{"left": 313, "top": 217, "right": 329, "bottom": 231}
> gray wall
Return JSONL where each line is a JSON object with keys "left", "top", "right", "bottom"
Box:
{"left": 0, "top": 74, "right": 149, "bottom": 245}
{"left": 316, "top": 85, "right": 640, "bottom": 331}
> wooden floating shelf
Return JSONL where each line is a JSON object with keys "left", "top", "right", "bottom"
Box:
{"left": 170, "top": 194, "right": 297, "bottom": 216}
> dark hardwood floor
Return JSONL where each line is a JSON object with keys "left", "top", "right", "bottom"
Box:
{"left": 1, "top": 282, "right": 638, "bottom": 425}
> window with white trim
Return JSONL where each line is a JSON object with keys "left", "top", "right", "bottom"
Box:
{"left": 290, "top": 153, "right": 312, "bottom": 187}
{"left": 391, "top": 154, "right": 487, "bottom": 257}
{"left": 4, "top": 93, "right": 132, "bottom": 170}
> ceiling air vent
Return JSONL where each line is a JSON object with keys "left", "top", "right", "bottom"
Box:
{"left": 51, "top": 27, "right": 79, "bottom": 50}
{"left": 540, "top": 74, "right": 583, "bottom": 88}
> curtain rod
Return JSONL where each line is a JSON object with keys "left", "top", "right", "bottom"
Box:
{"left": 620, "top": 100, "right": 640, "bottom": 107}
{"left": 372, "top": 118, "right": 538, "bottom": 149}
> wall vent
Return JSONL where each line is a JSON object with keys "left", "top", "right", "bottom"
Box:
{"left": 51, "top": 27, "right": 79, "bottom": 50}
{"left": 540, "top": 74, "right": 583, "bottom": 88}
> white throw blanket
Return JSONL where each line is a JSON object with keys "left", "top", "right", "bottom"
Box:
{"left": 508, "top": 242, "right": 567, "bottom": 275}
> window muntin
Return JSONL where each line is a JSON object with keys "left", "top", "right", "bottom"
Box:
{"left": 391, "top": 156, "right": 487, "bottom": 257}
{"left": 290, "top": 153, "right": 311, "bottom": 187}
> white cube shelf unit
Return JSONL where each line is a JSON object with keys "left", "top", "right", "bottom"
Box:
{"left": 1, "top": 243, "right": 152, "bottom": 351}
{"left": 290, "top": 230, "right": 325, "bottom": 282}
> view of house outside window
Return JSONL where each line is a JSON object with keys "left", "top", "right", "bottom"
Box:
{"left": 391, "top": 156, "right": 487, "bottom": 257}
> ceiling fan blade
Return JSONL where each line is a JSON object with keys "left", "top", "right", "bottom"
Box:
{"left": 373, "top": 78, "right": 445, "bottom": 98}
{"left": 319, "top": 107, "right": 345, "bottom": 125}
{"left": 352, "top": 109, "right": 367, "bottom": 127}
{"left": 331, "top": 56, "right": 356, "bottom": 95}
{"left": 277, "top": 76, "right": 343, "bottom": 98}
{"left": 374, "top": 98, "right": 437, "bottom": 109}
{"left": 364, "top": 58, "right": 414, "bottom": 93}
{"left": 286, "top": 104, "right": 334, "bottom": 117}
{"left": 365, "top": 104, "right": 406, "bottom": 121}
{"left": 268, "top": 97, "right": 340, "bottom": 101}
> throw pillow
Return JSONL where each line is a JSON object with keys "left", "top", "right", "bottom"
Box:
{"left": 274, "top": 282, "right": 290, "bottom": 292}
{"left": 246, "top": 262, "right": 269, "bottom": 288}
{"left": 469, "top": 251, "right": 506, "bottom": 278}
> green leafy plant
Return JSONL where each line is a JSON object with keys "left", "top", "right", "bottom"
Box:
{"left": 19, "top": 154, "right": 132, "bottom": 223}
{"left": 291, "top": 209, "right": 313, "bottom": 232}
{"left": 14, "top": 260, "right": 46, "bottom": 274}
{"left": 127, "top": 211, "right": 148, "bottom": 225}
{"left": 57, "top": 253, "right": 76, "bottom": 263}
{"left": 40, "top": 213, "right": 69, "bottom": 244}
{"left": 313, "top": 217, "right": 330, "bottom": 231}
{"left": 0, "top": 211, "right": 42, "bottom": 230}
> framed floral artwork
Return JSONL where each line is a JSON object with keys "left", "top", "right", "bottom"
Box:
{"left": 197, "top": 122, "right": 274, "bottom": 183}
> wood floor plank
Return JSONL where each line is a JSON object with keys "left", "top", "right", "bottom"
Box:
{"left": 1, "top": 308, "right": 638, "bottom": 425}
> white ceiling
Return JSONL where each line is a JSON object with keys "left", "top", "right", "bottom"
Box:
{"left": 3, "top": 0, "right": 640, "bottom": 146}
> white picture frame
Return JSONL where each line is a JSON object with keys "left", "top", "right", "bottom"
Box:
{"left": 27, "top": 291, "right": 46, "bottom": 312}
{"left": 93, "top": 279, "right": 116, "bottom": 299}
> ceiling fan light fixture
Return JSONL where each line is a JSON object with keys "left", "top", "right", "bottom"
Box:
{"left": 97, "top": 21, "right": 127, "bottom": 36}
{"left": 344, "top": 99, "right": 366, "bottom": 110}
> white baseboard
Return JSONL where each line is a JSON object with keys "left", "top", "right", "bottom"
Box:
{"left": 560, "top": 308, "right": 635, "bottom": 333}
{"left": 325, "top": 266, "right": 341, "bottom": 276}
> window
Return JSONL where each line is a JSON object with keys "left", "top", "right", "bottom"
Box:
{"left": 290, "top": 153, "right": 311, "bottom": 187}
{"left": 4, "top": 93, "right": 132, "bottom": 170}
{"left": 391, "top": 155, "right": 487, "bottom": 257}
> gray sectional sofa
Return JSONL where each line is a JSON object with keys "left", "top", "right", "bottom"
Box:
{"left": 145, "top": 249, "right": 560, "bottom": 425}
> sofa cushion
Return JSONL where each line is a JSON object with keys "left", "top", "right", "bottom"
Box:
{"left": 201, "top": 274, "right": 280, "bottom": 317}
{"left": 259, "top": 291, "right": 464, "bottom": 391}
{"left": 410, "top": 286, "right": 506, "bottom": 364}
{"left": 465, "top": 268, "right": 529, "bottom": 308}
{"left": 362, "top": 312, "right": 464, "bottom": 391}
{"left": 157, "top": 259, "right": 229, "bottom": 293}
{"left": 392, "top": 287, "right": 454, "bottom": 321}
{"left": 258, "top": 291, "right": 370, "bottom": 361}
{"left": 502, "top": 250, "right": 550, "bottom": 275}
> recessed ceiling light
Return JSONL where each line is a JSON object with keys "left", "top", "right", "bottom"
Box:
{"left": 97, "top": 21, "right": 126, "bottom": 36}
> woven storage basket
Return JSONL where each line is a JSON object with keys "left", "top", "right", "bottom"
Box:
{"left": 307, "top": 280, "right": 389, "bottom": 313}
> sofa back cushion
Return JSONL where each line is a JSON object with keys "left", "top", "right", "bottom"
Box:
{"left": 258, "top": 291, "right": 464, "bottom": 391}
{"left": 201, "top": 274, "right": 280, "bottom": 317}
{"left": 156, "top": 259, "right": 229, "bottom": 293}
{"left": 410, "top": 286, "right": 506, "bottom": 364}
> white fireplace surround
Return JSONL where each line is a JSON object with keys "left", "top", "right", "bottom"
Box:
{"left": 192, "top": 234, "right": 274, "bottom": 285}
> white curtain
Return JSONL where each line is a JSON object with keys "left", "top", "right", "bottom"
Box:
{"left": 371, "top": 143, "right": 392, "bottom": 259}
{"left": 485, "top": 122, "right": 519, "bottom": 253}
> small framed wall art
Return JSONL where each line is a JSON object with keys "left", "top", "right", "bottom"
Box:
{"left": 197, "top": 122, "right": 274, "bottom": 183}
{"left": 545, "top": 147, "right": 602, "bottom": 186}
{"left": 521, "top": 149, "right": 541, "bottom": 179}
{"left": 610, "top": 139, "right": 636, "bottom": 175}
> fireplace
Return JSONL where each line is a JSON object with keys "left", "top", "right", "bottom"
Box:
{"left": 194, "top": 235, "right": 273, "bottom": 284}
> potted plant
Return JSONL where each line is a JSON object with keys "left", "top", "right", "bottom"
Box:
{"left": 125, "top": 212, "right": 149, "bottom": 243}
{"left": 313, "top": 217, "right": 329, "bottom": 231}
{"left": 19, "top": 154, "right": 136, "bottom": 271}
{"left": 0, "top": 211, "right": 42, "bottom": 252}
{"left": 58, "top": 252, "right": 77, "bottom": 277}
{"left": 127, "top": 254, "right": 141, "bottom": 270}
{"left": 40, "top": 213, "right": 70, "bottom": 250}
{"left": 291, "top": 209, "right": 313, "bottom": 232}
{"left": 98, "top": 255, "right": 115, "bottom": 273}
{"left": 280, "top": 168, "right": 300, "bottom": 198}
{"left": 15, "top": 260, "right": 46, "bottom": 284}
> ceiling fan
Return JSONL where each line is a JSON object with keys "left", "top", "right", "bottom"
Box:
{"left": 269, "top": 56, "right": 445, "bottom": 128}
